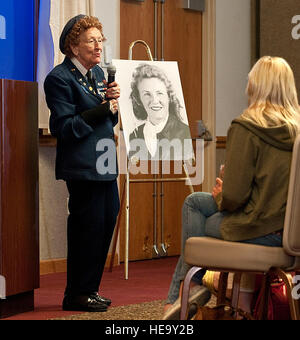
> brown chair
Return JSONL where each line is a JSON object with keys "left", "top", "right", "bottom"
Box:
{"left": 180, "top": 135, "right": 300, "bottom": 320}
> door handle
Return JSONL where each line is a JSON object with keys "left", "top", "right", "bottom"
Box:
{"left": 197, "top": 120, "right": 213, "bottom": 141}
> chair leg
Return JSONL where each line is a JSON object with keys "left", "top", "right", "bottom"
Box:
{"left": 231, "top": 273, "right": 242, "bottom": 318}
{"left": 217, "top": 272, "right": 229, "bottom": 305}
{"left": 180, "top": 266, "right": 204, "bottom": 320}
{"left": 272, "top": 268, "right": 300, "bottom": 320}
{"left": 255, "top": 273, "right": 270, "bottom": 320}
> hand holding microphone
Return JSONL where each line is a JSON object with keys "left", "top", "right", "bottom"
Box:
{"left": 105, "top": 64, "right": 120, "bottom": 100}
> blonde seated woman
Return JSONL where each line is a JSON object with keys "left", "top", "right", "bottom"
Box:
{"left": 163, "top": 56, "right": 300, "bottom": 320}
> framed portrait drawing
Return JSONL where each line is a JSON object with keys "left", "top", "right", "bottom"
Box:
{"left": 112, "top": 59, "right": 194, "bottom": 161}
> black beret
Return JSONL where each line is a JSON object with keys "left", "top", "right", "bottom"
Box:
{"left": 59, "top": 14, "right": 86, "bottom": 54}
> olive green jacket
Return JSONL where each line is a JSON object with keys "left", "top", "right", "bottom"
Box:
{"left": 215, "top": 117, "right": 295, "bottom": 242}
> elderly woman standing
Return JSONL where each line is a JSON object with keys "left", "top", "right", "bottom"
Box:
{"left": 44, "top": 15, "right": 120, "bottom": 313}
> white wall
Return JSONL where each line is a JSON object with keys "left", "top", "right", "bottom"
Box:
{"left": 39, "top": 148, "right": 68, "bottom": 260}
{"left": 216, "top": 0, "right": 251, "bottom": 136}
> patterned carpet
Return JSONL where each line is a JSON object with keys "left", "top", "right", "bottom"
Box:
{"left": 52, "top": 296, "right": 217, "bottom": 320}
{"left": 52, "top": 300, "right": 165, "bottom": 320}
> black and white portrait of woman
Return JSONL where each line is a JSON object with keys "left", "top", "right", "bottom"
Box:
{"left": 113, "top": 60, "right": 193, "bottom": 161}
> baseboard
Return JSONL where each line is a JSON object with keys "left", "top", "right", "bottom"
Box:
{"left": 0, "top": 291, "right": 34, "bottom": 319}
{"left": 40, "top": 258, "right": 67, "bottom": 275}
{"left": 40, "top": 253, "right": 119, "bottom": 276}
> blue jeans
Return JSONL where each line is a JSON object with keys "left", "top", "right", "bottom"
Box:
{"left": 166, "top": 192, "right": 282, "bottom": 304}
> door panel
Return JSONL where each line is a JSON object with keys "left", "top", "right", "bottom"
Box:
{"left": 163, "top": 0, "right": 202, "bottom": 138}
{"left": 119, "top": 166, "right": 155, "bottom": 261}
{"left": 120, "top": 0, "right": 155, "bottom": 61}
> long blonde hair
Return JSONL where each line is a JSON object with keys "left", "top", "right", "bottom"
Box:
{"left": 242, "top": 56, "right": 300, "bottom": 138}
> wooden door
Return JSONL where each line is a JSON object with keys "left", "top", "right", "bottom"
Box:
{"left": 119, "top": 0, "right": 202, "bottom": 261}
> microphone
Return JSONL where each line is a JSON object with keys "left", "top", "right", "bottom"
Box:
{"left": 107, "top": 64, "right": 116, "bottom": 86}
{"left": 106, "top": 64, "right": 117, "bottom": 101}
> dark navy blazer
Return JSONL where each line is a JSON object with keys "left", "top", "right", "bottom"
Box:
{"left": 44, "top": 57, "right": 118, "bottom": 181}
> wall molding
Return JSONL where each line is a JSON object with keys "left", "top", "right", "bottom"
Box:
{"left": 40, "top": 258, "right": 67, "bottom": 276}
{"left": 251, "top": 0, "right": 260, "bottom": 66}
{"left": 202, "top": 0, "right": 216, "bottom": 192}
{"left": 216, "top": 136, "right": 227, "bottom": 149}
{"left": 39, "top": 129, "right": 57, "bottom": 147}
{"left": 40, "top": 253, "right": 119, "bottom": 276}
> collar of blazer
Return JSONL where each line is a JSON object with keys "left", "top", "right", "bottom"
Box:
{"left": 65, "top": 58, "right": 106, "bottom": 101}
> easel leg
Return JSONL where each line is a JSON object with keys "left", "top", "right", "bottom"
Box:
{"left": 183, "top": 161, "right": 194, "bottom": 194}
{"left": 125, "top": 170, "right": 130, "bottom": 279}
{"left": 108, "top": 175, "right": 126, "bottom": 272}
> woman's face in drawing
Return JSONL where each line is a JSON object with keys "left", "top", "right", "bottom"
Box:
{"left": 138, "top": 77, "right": 169, "bottom": 126}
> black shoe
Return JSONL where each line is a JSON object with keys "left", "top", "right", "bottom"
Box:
{"left": 62, "top": 295, "right": 108, "bottom": 313}
{"left": 91, "top": 292, "right": 112, "bottom": 306}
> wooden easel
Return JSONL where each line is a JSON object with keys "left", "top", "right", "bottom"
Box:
{"left": 109, "top": 41, "right": 195, "bottom": 279}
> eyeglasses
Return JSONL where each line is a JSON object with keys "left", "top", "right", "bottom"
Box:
{"left": 84, "top": 38, "right": 103, "bottom": 46}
